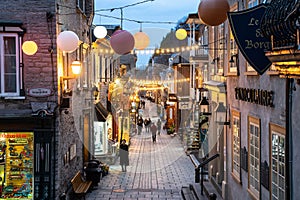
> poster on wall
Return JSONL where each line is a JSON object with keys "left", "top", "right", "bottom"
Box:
{"left": 0, "top": 132, "right": 34, "bottom": 199}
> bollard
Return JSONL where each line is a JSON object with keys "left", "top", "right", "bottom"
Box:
{"left": 195, "top": 167, "right": 200, "bottom": 183}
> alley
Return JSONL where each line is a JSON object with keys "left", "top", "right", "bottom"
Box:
{"left": 86, "top": 101, "right": 196, "bottom": 200}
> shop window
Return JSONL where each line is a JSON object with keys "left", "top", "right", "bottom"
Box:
{"left": 269, "top": 124, "right": 285, "bottom": 200}
{"left": 231, "top": 110, "right": 241, "bottom": 182}
{"left": 0, "top": 132, "right": 34, "bottom": 199}
{"left": 247, "top": 0, "right": 259, "bottom": 9}
{"left": 248, "top": 116, "right": 260, "bottom": 199}
{"left": 228, "top": 4, "right": 238, "bottom": 76}
{"left": 0, "top": 33, "right": 21, "bottom": 97}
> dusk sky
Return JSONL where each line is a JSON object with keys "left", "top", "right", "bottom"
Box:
{"left": 94, "top": 0, "right": 200, "bottom": 67}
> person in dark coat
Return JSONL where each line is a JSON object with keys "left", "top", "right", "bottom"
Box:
{"left": 137, "top": 117, "right": 144, "bottom": 135}
{"left": 119, "top": 139, "right": 129, "bottom": 172}
{"left": 144, "top": 118, "right": 151, "bottom": 132}
{"left": 150, "top": 123, "right": 157, "bottom": 143}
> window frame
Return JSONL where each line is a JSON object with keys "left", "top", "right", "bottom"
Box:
{"left": 227, "top": 3, "right": 238, "bottom": 76}
{"left": 0, "top": 33, "right": 21, "bottom": 97}
{"left": 247, "top": 116, "right": 260, "bottom": 199}
{"left": 231, "top": 110, "right": 241, "bottom": 183}
{"left": 269, "top": 123, "right": 286, "bottom": 200}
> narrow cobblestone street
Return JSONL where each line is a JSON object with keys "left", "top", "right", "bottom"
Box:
{"left": 86, "top": 100, "right": 197, "bottom": 200}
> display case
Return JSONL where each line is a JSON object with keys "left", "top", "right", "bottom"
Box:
{"left": 0, "top": 133, "right": 34, "bottom": 199}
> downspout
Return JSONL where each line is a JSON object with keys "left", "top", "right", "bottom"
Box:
{"left": 286, "top": 78, "right": 294, "bottom": 200}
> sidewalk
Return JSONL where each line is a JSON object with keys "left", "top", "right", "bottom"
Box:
{"left": 86, "top": 130, "right": 197, "bottom": 200}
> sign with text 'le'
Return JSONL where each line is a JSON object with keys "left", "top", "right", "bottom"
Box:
{"left": 228, "top": 4, "right": 271, "bottom": 75}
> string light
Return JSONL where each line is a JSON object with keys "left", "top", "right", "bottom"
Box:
{"left": 93, "top": 41, "right": 203, "bottom": 55}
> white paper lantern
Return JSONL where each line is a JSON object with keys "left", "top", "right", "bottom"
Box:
{"left": 57, "top": 31, "right": 79, "bottom": 53}
{"left": 94, "top": 26, "right": 107, "bottom": 39}
{"left": 22, "top": 41, "right": 38, "bottom": 55}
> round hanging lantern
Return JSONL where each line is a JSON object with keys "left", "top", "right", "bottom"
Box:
{"left": 57, "top": 31, "right": 79, "bottom": 53}
{"left": 110, "top": 30, "right": 135, "bottom": 55}
{"left": 198, "top": 0, "right": 230, "bottom": 26}
{"left": 175, "top": 28, "right": 187, "bottom": 40}
{"left": 22, "top": 41, "right": 38, "bottom": 55}
{"left": 133, "top": 31, "right": 150, "bottom": 50}
{"left": 94, "top": 26, "right": 107, "bottom": 39}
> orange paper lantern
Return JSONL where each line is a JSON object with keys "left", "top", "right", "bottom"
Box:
{"left": 198, "top": 0, "right": 230, "bottom": 26}
{"left": 134, "top": 32, "right": 150, "bottom": 50}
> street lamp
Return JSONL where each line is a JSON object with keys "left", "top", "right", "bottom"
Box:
{"left": 215, "top": 102, "right": 230, "bottom": 126}
{"left": 200, "top": 96, "right": 211, "bottom": 116}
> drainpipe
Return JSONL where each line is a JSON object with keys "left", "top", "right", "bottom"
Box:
{"left": 286, "top": 78, "right": 294, "bottom": 200}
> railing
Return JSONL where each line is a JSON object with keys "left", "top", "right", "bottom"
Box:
{"left": 189, "top": 153, "right": 220, "bottom": 195}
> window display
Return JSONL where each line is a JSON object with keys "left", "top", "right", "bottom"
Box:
{"left": 0, "top": 132, "right": 34, "bottom": 199}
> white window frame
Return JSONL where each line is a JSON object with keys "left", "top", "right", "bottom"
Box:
{"left": 77, "top": 0, "right": 86, "bottom": 13}
{"left": 0, "top": 33, "right": 20, "bottom": 97}
{"left": 248, "top": 116, "right": 260, "bottom": 199}
{"left": 232, "top": 110, "right": 241, "bottom": 182}
{"left": 269, "top": 124, "right": 285, "bottom": 200}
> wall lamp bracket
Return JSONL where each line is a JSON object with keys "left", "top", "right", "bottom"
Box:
{"left": 211, "top": 57, "right": 220, "bottom": 64}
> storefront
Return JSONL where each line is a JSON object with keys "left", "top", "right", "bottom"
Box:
{"left": 0, "top": 132, "right": 34, "bottom": 199}
{"left": 0, "top": 116, "right": 55, "bottom": 200}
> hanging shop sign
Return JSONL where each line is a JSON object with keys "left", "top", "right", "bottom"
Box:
{"left": 228, "top": 4, "right": 271, "bottom": 75}
{"left": 235, "top": 87, "right": 274, "bottom": 107}
{"left": 168, "top": 93, "right": 178, "bottom": 102}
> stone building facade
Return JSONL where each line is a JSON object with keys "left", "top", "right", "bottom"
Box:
{"left": 0, "top": 0, "right": 95, "bottom": 199}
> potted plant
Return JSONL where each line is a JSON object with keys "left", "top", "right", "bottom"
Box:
{"left": 167, "top": 124, "right": 175, "bottom": 134}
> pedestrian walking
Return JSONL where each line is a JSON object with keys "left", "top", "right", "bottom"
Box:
{"left": 144, "top": 118, "right": 151, "bottom": 132}
{"left": 137, "top": 117, "right": 144, "bottom": 135}
{"left": 119, "top": 139, "right": 129, "bottom": 172}
{"left": 150, "top": 123, "right": 157, "bottom": 143}
{"left": 157, "top": 119, "right": 162, "bottom": 135}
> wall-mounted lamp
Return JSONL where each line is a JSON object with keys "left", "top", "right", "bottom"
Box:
{"left": 215, "top": 102, "right": 230, "bottom": 125}
{"left": 211, "top": 57, "right": 220, "bottom": 64}
{"left": 229, "top": 54, "right": 240, "bottom": 76}
{"left": 60, "top": 60, "right": 82, "bottom": 96}
{"left": 200, "top": 96, "right": 211, "bottom": 115}
{"left": 92, "top": 86, "right": 99, "bottom": 100}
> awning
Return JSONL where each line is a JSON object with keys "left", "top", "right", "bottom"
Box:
{"left": 95, "top": 102, "right": 109, "bottom": 122}
{"left": 203, "top": 80, "right": 226, "bottom": 93}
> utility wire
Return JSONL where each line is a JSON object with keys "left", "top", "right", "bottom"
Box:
{"left": 95, "top": 13, "right": 177, "bottom": 25}
{"left": 95, "top": 0, "right": 155, "bottom": 12}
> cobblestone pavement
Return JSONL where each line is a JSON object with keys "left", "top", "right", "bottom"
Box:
{"left": 86, "top": 129, "right": 196, "bottom": 200}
